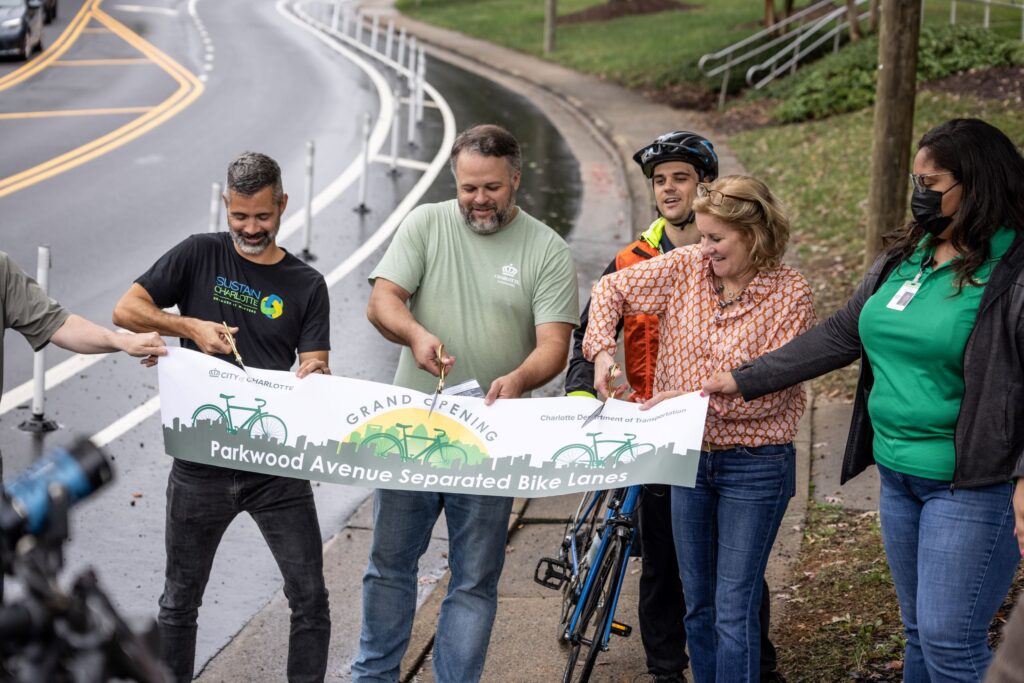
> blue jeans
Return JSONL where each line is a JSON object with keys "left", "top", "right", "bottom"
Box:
{"left": 158, "top": 460, "right": 330, "bottom": 683}
{"left": 671, "top": 443, "right": 795, "bottom": 683}
{"left": 351, "top": 489, "right": 514, "bottom": 683}
{"left": 877, "top": 463, "right": 1019, "bottom": 682}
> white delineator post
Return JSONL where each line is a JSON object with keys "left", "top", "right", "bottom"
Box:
{"left": 384, "top": 20, "right": 394, "bottom": 59}
{"left": 355, "top": 112, "right": 371, "bottom": 213}
{"left": 301, "top": 140, "right": 316, "bottom": 260}
{"left": 415, "top": 46, "right": 426, "bottom": 123}
{"left": 20, "top": 246, "right": 58, "bottom": 433}
{"left": 396, "top": 27, "right": 407, "bottom": 68}
{"left": 370, "top": 14, "right": 380, "bottom": 52}
{"left": 208, "top": 181, "right": 222, "bottom": 233}
{"left": 389, "top": 87, "right": 400, "bottom": 176}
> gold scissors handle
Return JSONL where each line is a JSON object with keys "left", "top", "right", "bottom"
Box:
{"left": 222, "top": 321, "right": 244, "bottom": 368}
{"left": 435, "top": 343, "right": 446, "bottom": 392}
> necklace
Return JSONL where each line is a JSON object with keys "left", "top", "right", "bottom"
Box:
{"left": 713, "top": 277, "right": 748, "bottom": 308}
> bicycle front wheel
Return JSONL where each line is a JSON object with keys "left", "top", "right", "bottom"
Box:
{"left": 249, "top": 414, "right": 287, "bottom": 444}
{"left": 563, "top": 534, "right": 627, "bottom": 683}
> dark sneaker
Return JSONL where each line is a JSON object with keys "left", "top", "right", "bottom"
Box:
{"left": 653, "top": 674, "right": 687, "bottom": 683}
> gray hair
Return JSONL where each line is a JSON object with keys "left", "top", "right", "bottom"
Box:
{"left": 226, "top": 152, "right": 284, "bottom": 201}
{"left": 449, "top": 124, "right": 522, "bottom": 177}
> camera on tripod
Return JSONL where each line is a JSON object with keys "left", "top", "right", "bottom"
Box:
{"left": 1, "top": 439, "right": 168, "bottom": 683}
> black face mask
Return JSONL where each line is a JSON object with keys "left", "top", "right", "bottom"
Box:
{"left": 910, "top": 184, "right": 958, "bottom": 236}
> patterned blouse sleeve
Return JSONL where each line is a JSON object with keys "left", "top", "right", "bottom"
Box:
{"left": 582, "top": 250, "right": 687, "bottom": 361}
{"left": 713, "top": 276, "right": 817, "bottom": 421}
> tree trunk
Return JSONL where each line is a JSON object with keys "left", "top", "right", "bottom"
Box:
{"left": 846, "top": 0, "right": 863, "bottom": 41}
{"left": 843, "top": 0, "right": 860, "bottom": 40}
{"left": 864, "top": 0, "right": 922, "bottom": 267}
{"left": 869, "top": 0, "right": 881, "bottom": 32}
{"left": 544, "top": 0, "right": 556, "bottom": 54}
{"left": 784, "top": 0, "right": 795, "bottom": 19}
{"left": 765, "top": 0, "right": 777, "bottom": 27}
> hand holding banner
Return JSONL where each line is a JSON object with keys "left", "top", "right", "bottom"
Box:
{"left": 158, "top": 348, "right": 706, "bottom": 497}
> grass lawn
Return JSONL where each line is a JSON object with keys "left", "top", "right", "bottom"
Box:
{"left": 728, "top": 90, "right": 1024, "bottom": 397}
{"left": 397, "top": 0, "right": 764, "bottom": 88}
{"left": 399, "top": 0, "right": 1024, "bottom": 94}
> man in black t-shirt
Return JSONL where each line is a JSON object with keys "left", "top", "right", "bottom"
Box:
{"left": 113, "top": 152, "right": 331, "bottom": 683}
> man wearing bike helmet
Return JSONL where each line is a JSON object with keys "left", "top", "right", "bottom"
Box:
{"left": 565, "top": 130, "right": 782, "bottom": 683}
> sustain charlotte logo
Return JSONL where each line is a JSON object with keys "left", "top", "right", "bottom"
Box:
{"left": 213, "top": 275, "right": 283, "bottom": 319}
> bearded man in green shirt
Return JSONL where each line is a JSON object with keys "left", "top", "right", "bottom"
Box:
{"left": 354, "top": 124, "right": 579, "bottom": 683}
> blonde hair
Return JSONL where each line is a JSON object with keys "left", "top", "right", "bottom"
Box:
{"left": 692, "top": 175, "right": 790, "bottom": 270}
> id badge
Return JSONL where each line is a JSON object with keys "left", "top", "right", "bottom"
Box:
{"left": 886, "top": 280, "right": 921, "bottom": 311}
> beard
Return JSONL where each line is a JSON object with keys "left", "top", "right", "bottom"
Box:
{"left": 230, "top": 223, "right": 279, "bottom": 255}
{"left": 460, "top": 193, "right": 517, "bottom": 235}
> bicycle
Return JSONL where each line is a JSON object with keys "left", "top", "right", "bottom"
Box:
{"left": 550, "top": 432, "right": 656, "bottom": 468}
{"left": 191, "top": 394, "right": 288, "bottom": 444}
{"left": 356, "top": 423, "right": 468, "bottom": 466}
{"left": 534, "top": 485, "right": 642, "bottom": 682}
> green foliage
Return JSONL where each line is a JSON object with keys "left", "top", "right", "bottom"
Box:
{"left": 769, "top": 26, "right": 1023, "bottom": 123}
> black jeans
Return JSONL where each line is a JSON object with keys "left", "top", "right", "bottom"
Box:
{"left": 158, "top": 460, "right": 330, "bottom": 682}
{"left": 637, "top": 485, "right": 778, "bottom": 676}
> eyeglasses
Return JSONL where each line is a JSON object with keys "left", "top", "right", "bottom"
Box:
{"left": 909, "top": 171, "right": 955, "bottom": 192}
{"left": 696, "top": 183, "right": 754, "bottom": 207}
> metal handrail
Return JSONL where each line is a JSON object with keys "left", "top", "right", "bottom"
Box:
{"left": 948, "top": 0, "right": 1024, "bottom": 42}
{"left": 697, "top": 0, "right": 870, "bottom": 109}
{"left": 747, "top": 5, "right": 872, "bottom": 89}
{"left": 697, "top": 0, "right": 836, "bottom": 77}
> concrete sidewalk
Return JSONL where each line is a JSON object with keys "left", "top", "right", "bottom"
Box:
{"left": 199, "top": 6, "right": 872, "bottom": 681}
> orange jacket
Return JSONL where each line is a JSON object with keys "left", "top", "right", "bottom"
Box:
{"left": 566, "top": 218, "right": 667, "bottom": 401}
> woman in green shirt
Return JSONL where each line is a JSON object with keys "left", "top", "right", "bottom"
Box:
{"left": 705, "top": 119, "right": 1024, "bottom": 681}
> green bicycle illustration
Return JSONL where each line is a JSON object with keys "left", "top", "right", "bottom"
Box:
{"left": 550, "top": 432, "right": 656, "bottom": 468}
{"left": 191, "top": 394, "right": 288, "bottom": 445}
{"left": 356, "top": 423, "right": 468, "bottom": 466}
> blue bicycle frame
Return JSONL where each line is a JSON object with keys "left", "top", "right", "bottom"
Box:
{"left": 564, "top": 485, "right": 642, "bottom": 650}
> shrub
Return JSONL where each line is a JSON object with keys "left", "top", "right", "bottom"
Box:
{"left": 768, "top": 26, "right": 1023, "bottom": 123}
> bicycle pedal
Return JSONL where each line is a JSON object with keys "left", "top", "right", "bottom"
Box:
{"left": 533, "top": 557, "right": 570, "bottom": 590}
{"left": 609, "top": 621, "right": 632, "bottom": 637}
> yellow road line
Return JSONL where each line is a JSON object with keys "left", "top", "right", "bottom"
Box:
{"left": 0, "top": 0, "right": 100, "bottom": 93}
{"left": 52, "top": 58, "right": 153, "bottom": 66}
{"left": 0, "top": 106, "right": 153, "bottom": 120}
{"left": 0, "top": 5, "right": 204, "bottom": 197}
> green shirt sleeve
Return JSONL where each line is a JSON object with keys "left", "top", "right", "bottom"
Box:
{"left": 369, "top": 205, "right": 429, "bottom": 295}
{"left": 2, "top": 252, "right": 70, "bottom": 351}
{"left": 532, "top": 241, "right": 580, "bottom": 327}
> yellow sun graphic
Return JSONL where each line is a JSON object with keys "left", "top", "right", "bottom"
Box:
{"left": 344, "top": 408, "right": 490, "bottom": 465}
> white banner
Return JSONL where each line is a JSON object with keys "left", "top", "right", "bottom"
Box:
{"left": 157, "top": 348, "right": 706, "bottom": 497}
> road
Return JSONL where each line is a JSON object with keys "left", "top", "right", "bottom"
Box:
{"left": 0, "top": 0, "right": 579, "bottom": 673}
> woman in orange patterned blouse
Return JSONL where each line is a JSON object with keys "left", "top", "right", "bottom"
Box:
{"left": 583, "top": 175, "right": 815, "bottom": 683}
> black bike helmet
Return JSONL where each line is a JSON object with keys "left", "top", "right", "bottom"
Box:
{"left": 632, "top": 131, "right": 719, "bottom": 182}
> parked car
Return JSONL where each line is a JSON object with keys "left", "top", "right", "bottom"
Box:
{"left": 0, "top": 0, "right": 43, "bottom": 60}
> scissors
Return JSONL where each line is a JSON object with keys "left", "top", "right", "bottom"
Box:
{"left": 581, "top": 361, "right": 620, "bottom": 428}
{"left": 222, "top": 321, "right": 247, "bottom": 375}
{"left": 427, "top": 343, "right": 446, "bottom": 419}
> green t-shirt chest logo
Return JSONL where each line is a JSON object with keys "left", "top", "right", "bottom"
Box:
{"left": 495, "top": 263, "right": 521, "bottom": 289}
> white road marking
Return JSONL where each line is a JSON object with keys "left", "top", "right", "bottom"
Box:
{"left": 111, "top": 4, "right": 179, "bottom": 16}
